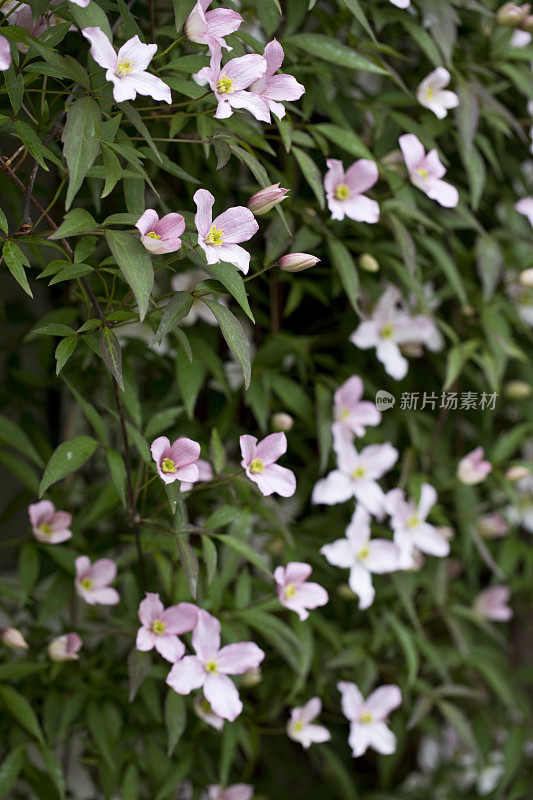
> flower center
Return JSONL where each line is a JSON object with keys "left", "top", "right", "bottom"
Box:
{"left": 116, "top": 60, "right": 134, "bottom": 77}
{"left": 358, "top": 546, "right": 369, "bottom": 561}
{"left": 161, "top": 458, "right": 178, "bottom": 474}
{"left": 417, "top": 167, "right": 428, "bottom": 179}
{"left": 39, "top": 523, "right": 52, "bottom": 536}
{"left": 80, "top": 577, "right": 93, "bottom": 591}
{"left": 293, "top": 720, "right": 304, "bottom": 732}
{"left": 205, "top": 225, "right": 225, "bottom": 246}
{"left": 380, "top": 323, "right": 395, "bottom": 339}
{"left": 335, "top": 183, "right": 350, "bottom": 201}
{"left": 249, "top": 458, "right": 265, "bottom": 474}
{"left": 360, "top": 711, "right": 373, "bottom": 724}
{"left": 205, "top": 660, "right": 219, "bottom": 674}
{"left": 339, "top": 407, "right": 350, "bottom": 421}
{"left": 285, "top": 583, "right": 297, "bottom": 599}
{"left": 351, "top": 465, "right": 366, "bottom": 480}
{"left": 216, "top": 76, "right": 234, "bottom": 93}
{"left": 407, "top": 514, "right": 420, "bottom": 529}
{"left": 426, "top": 86, "right": 434, "bottom": 100}
{"left": 152, "top": 619, "right": 167, "bottom": 635}
{"left": 146, "top": 231, "right": 161, "bottom": 240}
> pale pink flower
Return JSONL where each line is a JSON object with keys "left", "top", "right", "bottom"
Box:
{"left": 193, "top": 695, "right": 225, "bottom": 730}
{"left": 333, "top": 375, "right": 381, "bottom": 442}
{"left": 312, "top": 439, "right": 398, "bottom": 517}
{"left": 136, "top": 210, "right": 185, "bottom": 254}
{"left": 240, "top": 432, "right": 296, "bottom": 497}
{"left": 194, "top": 188, "right": 259, "bottom": 274}
{"left": 248, "top": 183, "right": 288, "bottom": 215}
{"left": 457, "top": 447, "right": 492, "bottom": 485}
{"left": 81, "top": 28, "right": 171, "bottom": 104}
{"left": 511, "top": 29, "right": 532, "bottom": 47}
{"left": 181, "top": 458, "right": 214, "bottom": 492}
{"left": 478, "top": 513, "right": 509, "bottom": 539}
{"left": 166, "top": 610, "right": 265, "bottom": 721}
{"left": 515, "top": 197, "right": 533, "bottom": 226}
{"left": 385, "top": 484, "right": 449, "bottom": 568}
{"left": 249, "top": 39, "right": 305, "bottom": 120}
{"left": 399, "top": 133, "right": 459, "bottom": 208}
{"left": 324, "top": 159, "right": 379, "bottom": 223}
{"left": 474, "top": 586, "right": 512, "bottom": 621}
{"left": 416, "top": 68, "right": 459, "bottom": 119}
{"left": 0, "top": 35, "right": 11, "bottom": 71}
{"left": 75, "top": 556, "right": 119, "bottom": 605}
{"left": 279, "top": 253, "right": 320, "bottom": 272}
{"left": 136, "top": 593, "right": 198, "bottom": 662}
{"left": 48, "top": 633, "right": 82, "bottom": 661}
{"left": 350, "top": 285, "right": 437, "bottom": 380}
{"left": 185, "top": 0, "right": 242, "bottom": 51}
{"left": 2, "top": 627, "right": 28, "bottom": 650}
{"left": 151, "top": 436, "right": 201, "bottom": 485}
{"left": 287, "top": 697, "right": 331, "bottom": 749}
{"left": 70, "top": 0, "right": 90, "bottom": 6}
{"left": 207, "top": 785, "right": 253, "bottom": 800}
{"left": 321, "top": 505, "right": 400, "bottom": 609}
{"left": 28, "top": 500, "right": 73, "bottom": 544}
{"left": 1, "top": 2, "right": 54, "bottom": 44}
{"left": 390, "top": 0, "right": 410, "bottom": 6}
{"left": 274, "top": 562, "right": 328, "bottom": 620}
{"left": 194, "top": 49, "right": 269, "bottom": 122}
{"left": 338, "top": 681, "right": 402, "bottom": 758}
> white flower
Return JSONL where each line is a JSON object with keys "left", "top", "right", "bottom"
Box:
{"left": 416, "top": 68, "right": 459, "bottom": 119}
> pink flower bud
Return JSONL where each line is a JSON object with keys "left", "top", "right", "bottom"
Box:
{"left": 519, "top": 268, "right": 533, "bottom": 287}
{"left": 478, "top": 513, "right": 509, "bottom": 538}
{"left": 272, "top": 412, "right": 294, "bottom": 432}
{"left": 457, "top": 447, "right": 492, "bottom": 485}
{"left": 497, "top": 3, "right": 530, "bottom": 26}
{"left": 279, "top": 253, "right": 320, "bottom": 272}
{"left": 2, "top": 627, "right": 29, "bottom": 649}
{"left": 248, "top": 183, "right": 288, "bottom": 215}
{"left": 505, "top": 465, "right": 530, "bottom": 482}
{"left": 48, "top": 633, "right": 82, "bottom": 662}
{"left": 474, "top": 586, "right": 512, "bottom": 621}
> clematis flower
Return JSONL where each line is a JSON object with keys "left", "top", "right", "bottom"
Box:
{"left": 206, "top": 785, "right": 253, "bottom": 800}
{"left": 390, "top": 0, "right": 410, "bottom": 6}
{"left": 312, "top": 439, "right": 398, "bottom": 516}
{"left": 249, "top": 39, "right": 305, "bottom": 120}
{"left": 321, "top": 505, "right": 400, "bottom": 609}
{"left": 185, "top": 0, "right": 242, "bottom": 51}
{"left": 474, "top": 586, "right": 513, "bottom": 621}
{"left": 194, "top": 188, "right": 259, "bottom": 274}
{"left": 0, "top": 35, "right": 11, "bottom": 71}
{"left": 48, "top": 633, "right": 82, "bottom": 661}
{"left": 248, "top": 183, "right": 288, "bottom": 215}
{"left": 151, "top": 436, "right": 201, "bottom": 485}
{"left": 515, "top": 197, "right": 533, "bottom": 226}
{"left": 75, "top": 556, "right": 119, "bottom": 605}
{"left": 194, "top": 49, "right": 269, "bottom": 122}
{"left": 274, "top": 562, "right": 328, "bottom": 620}
{"left": 136, "top": 593, "right": 198, "bottom": 662}
{"left": 279, "top": 253, "right": 320, "bottom": 272}
{"left": 136, "top": 210, "right": 185, "bottom": 254}
{"left": 166, "top": 610, "right": 265, "bottom": 722}
{"left": 324, "top": 159, "right": 379, "bottom": 223}
{"left": 399, "top": 133, "right": 459, "bottom": 208}
{"left": 1, "top": 2, "right": 56, "bottom": 46}
{"left": 2, "top": 627, "right": 29, "bottom": 650}
{"left": 350, "top": 285, "right": 437, "bottom": 380}
{"left": 193, "top": 695, "right": 225, "bottom": 730}
{"left": 385, "top": 483, "right": 449, "bottom": 568}
{"left": 81, "top": 28, "right": 171, "bottom": 104}
{"left": 338, "top": 681, "right": 402, "bottom": 758}
{"left": 287, "top": 697, "right": 331, "bottom": 749}
{"left": 70, "top": 0, "right": 91, "bottom": 6}
{"left": 332, "top": 375, "right": 381, "bottom": 443}
{"left": 416, "top": 68, "right": 459, "bottom": 119}
{"left": 457, "top": 447, "right": 492, "bottom": 485}
{"left": 240, "top": 432, "right": 296, "bottom": 497}
{"left": 181, "top": 458, "right": 214, "bottom": 492}
{"left": 28, "top": 500, "right": 73, "bottom": 544}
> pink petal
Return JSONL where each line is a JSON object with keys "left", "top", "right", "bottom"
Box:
{"left": 82, "top": 27, "right": 117, "bottom": 70}
{"left": 312, "top": 471, "right": 355, "bottom": 505}
{"left": 169, "top": 437, "right": 201, "bottom": 468}
{"left": 348, "top": 563, "right": 375, "bottom": 609}
{"left": 417, "top": 483, "right": 437, "bottom": 520}
{"left": 87, "top": 558, "right": 116, "bottom": 587}
{"left": 255, "top": 432, "right": 287, "bottom": 464}
{"left": 350, "top": 320, "right": 379, "bottom": 349}
{"left": 175, "top": 463, "right": 200, "bottom": 483}
{"left": 204, "top": 673, "right": 242, "bottom": 721}
{"left": 89, "top": 587, "right": 120, "bottom": 605}
{"left": 161, "top": 602, "right": 198, "bottom": 634}
{"left": 335, "top": 375, "right": 363, "bottom": 408}
{"left": 126, "top": 72, "right": 171, "bottom": 104}
{"left": 348, "top": 723, "right": 372, "bottom": 757}
{"left": 223, "top": 54, "right": 266, "bottom": 90}
{"left": 225, "top": 786, "right": 253, "bottom": 800}
{"left": 424, "top": 149, "right": 446, "bottom": 180}
{"left": 28, "top": 500, "right": 55, "bottom": 528}
{"left": 192, "top": 610, "right": 221, "bottom": 660}
{"left": 399, "top": 133, "right": 425, "bottom": 173}
{"left": 0, "top": 35, "right": 11, "bottom": 71}
{"left": 365, "top": 540, "right": 400, "bottom": 574}
{"left": 138, "top": 592, "right": 164, "bottom": 625}
{"left": 217, "top": 642, "right": 264, "bottom": 674}
{"left": 345, "top": 506, "right": 371, "bottom": 550}
{"left": 264, "top": 73, "right": 305, "bottom": 102}
{"left": 263, "top": 38, "right": 284, "bottom": 76}
{"left": 166, "top": 656, "right": 206, "bottom": 693}
{"left": 155, "top": 213, "right": 185, "bottom": 240}
{"left": 240, "top": 434, "right": 258, "bottom": 466}
{"left": 214, "top": 243, "right": 251, "bottom": 274}
{"left": 338, "top": 680, "right": 363, "bottom": 721}
{"left": 365, "top": 685, "right": 402, "bottom": 719}
{"left": 213, "top": 206, "right": 259, "bottom": 244}
{"left": 228, "top": 90, "right": 271, "bottom": 123}
{"left": 283, "top": 561, "right": 312, "bottom": 585}
{"left": 324, "top": 159, "right": 345, "bottom": 195}
{"left": 252, "top": 464, "right": 296, "bottom": 497}
{"left": 353, "top": 480, "right": 386, "bottom": 517}
{"left": 343, "top": 195, "right": 380, "bottom": 224}
{"left": 44, "top": 530, "right": 73, "bottom": 544}
{"left": 411, "top": 523, "right": 450, "bottom": 557}
{"left": 194, "top": 188, "right": 214, "bottom": 237}
{"left": 344, "top": 159, "right": 379, "bottom": 194}
{"left": 376, "top": 339, "right": 408, "bottom": 380}
{"left": 116, "top": 36, "right": 157, "bottom": 73}
{"left": 155, "top": 635, "right": 186, "bottom": 663}
{"left": 365, "top": 721, "right": 397, "bottom": 754}
{"left": 426, "top": 178, "right": 459, "bottom": 208}
{"left": 286, "top": 582, "right": 328, "bottom": 618}
{"left": 299, "top": 697, "right": 322, "bottom": 725}
{"left": 75, "top": 555, "right": 91, "bottom": 578}
{"left": 50, "top": 511, "right": 72, "bottom": 533}
{"left": 321, "top": 538, "right": 356, "bottom": 569}
{"left": 136, "top": 209, "right": 159, "bottom": 236}
{"left": 136, "top": 627, "right": 156, "bottom": 651}
{"left": 205, "top": 8, "right": 242, "bottom": 38}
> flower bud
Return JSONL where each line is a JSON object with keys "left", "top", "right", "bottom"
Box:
{"left": 272, "top": 412, "right": 294, "bottom": 432}
{"left": 505, "top": 465, "right": 530, "bottom": 482}
{"left": 279, "top": 253, "right": 320, "bottom": 272}
{"left": 337, "top": 583, "right": 358, "bottom": 600}
{"left": 497, "top": 3, "right": 529, "bottom": 26}
{"left": 505, "top": 380, "right": 531, "bottom": 399}
{"left": 2, "top": 627, "right": 29, "bottom": 649}
{"left": 241, "top": 666, "right": 262, "bottom": 687}
{"left": 248, "top": 183, "right": 288, "bottom": 215}
{"left": 48, "top": 633, "right": 82, "bottom": 662}
{"left": 478, "top": 513, "right": 509, "bottom": 538}
{"left": 519, "top": 268, "right": 533, "bottom": 287}
{"left": 359, "top": 253, "right": 379, "bottom": 272}
{"left": 522, "top": 13, "right": 533, "bottom": 31}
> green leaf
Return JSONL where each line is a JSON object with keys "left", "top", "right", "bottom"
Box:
{"left": 100, "top": 326, "right": 124, "bottom": 390}
{"left": 39, "top": 436, "right": 99, "bottom": 497}
{"left": 203, "top": 300, "right": 251, "bottom": 389}
{"left": 119, "top": 101, "right": 161, "bottom": 164}
{"left": 205, "top": 261, "right": 255, "bottom": 322}
{"left": 49, "top": 209, "right": 97, "bottom": 240}
{"left": 0, "top": 686, "right": 44, "bottom": 743}
{"left": 2, "top": 240, "right": 32, "bottom": 297}
{"left": 313, "top": 123, "right": 374, "bottom": 160}
{"left": 0, "top": 745, "right": 26, "bottom": 799}
{"left": 213, "top": 533, "right": 272, "bottom": 577}
{"left": 284, "top": 33, "right": 388, "bottom": 74}
{"left": 328, "top": 238, "right": 359, "bottom": 312}
{"left": 0, "top": 208, "right": 8, "bottom": 236}
{"left": 62, "top": 97, "right": 102, "bottom": 210}
{"left": 105, "top": 230, "right": 154, "bottom": 321}
{"left": 39, "top": 745, "right": 65, "bottom": 800}
{"left": 172, "top": 0, "right": 196, "bottom": 32}
{"left": 164, "top": 690, "right": 187, "bottom": 757}
{"left": 55, "top": 337, "right": 77, "bottom": 375}
{"left": 127, "top": 650, "right": 152, "bottom": 703}
{"left": 202, "top": 536, "right": 218, "bottom": 585}
{"left": 101, "top": 144, "right": 122, "bottom": 199}
{"left": 176, "top": 538, "right": 199, "bottom": 599}
{"left": 153, "top": 292, "right": 193, "bottom": 343}
{"left": 0, "top": 413, "right": 43, "bottom": 466}
{"left": 18, "top": 544, "right": 40, "bottom": 596}
{"left": 292, "top": 146, "right": 325, "bottom": 209}
{"left": 107, "top": 449, "right": 127, "bottom": 507}
{"left": 64, "top": 379, "right": 108, "bottom": 446}
{"left": 70, "top": 1, "right": 112, "bottom": 37}
{"left": 13, "top": 120, "right": 51, "bottom": 171}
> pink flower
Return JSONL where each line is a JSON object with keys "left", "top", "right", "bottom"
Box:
{"left": 81, "top": 28, "right": 171, "bottom": 104}
{"left": 136, "top": 593, "right": 198, "bottom": 662}
{"left": 338, "top": 681, "right": 402, "bottom": 757}
{"left": 166, "top": 610, "right": 265, "bottom": 721}
{"left": 333, "top": 375, "right": 381, "bottom": 442}
{"left": 474, "top": 586, "right": 513, "bottom": 622}
{"left": 312, "top": 440, "right": 398, "bottom": 517}
{"left": 324, "top": 159, "right": 379, "bottom": 223}
{"left": 248, "top": 183, "right": 288, "bottom": 215}
{"left": 135, "top": 210, "right": 185, "bottom": 254}
{"left": 75, "top": 556, "right": 119, "bottom": 605}
{"left": 274, "top": 562, "right": 328, "bottom": 620}
{"left": 390, "top": 0, "right": 410, "bottom": 6}
{"left": 350, "top": 285, "right": 437, "bottom": 380}
{"left": 279, "top": 253, "right": 320, "bottom": 272}
{"left": 194, "top": 49, "right": 269, "bottom": 122}
{"left": 2, "top": 628, "right": 29, "bottom": 650}
{"left": 478, "top": 513, "right": 509, "bottom": 539}
{"left": 0, "top": 35, "right": 11, "bottom": 71}
{"left": 249, "top": 39, "right": 305, "bottom": 120}
{"left": 515, "top": 197, "right": 533, "bottom": 226}
{"left": 457, "top": 447, "right": 492, "bottom": 485}
{"left": 151, "top": 436, "right": 201, "bottom": 485}
{"left": 207, "top": 785, "right": 253, "bottom": 800}
{"left": 385, "top": 484, "right": 449, "bottom": 568}
{"left": 399, "top": 134, "right": 459, "bottom": 208}
{"left": 28, "top": 500, "right": 73, "bottom": 544}
{"left": 185, "top": 0, "right": 242, "bottom": 51}
{"left": 1, "top": 3, "right": 55, "bottom": 44}
{"left": 287, "top": 697, "right": 331, "bottom": 749}
{"left": 194, "top": 188, "right": 259, "bottom": 274}
{"left": 181, "top": 458, "right": 214, "bottom": 492}
{"left": 240, "top": 432, "right": 296, "bottom": 497}
{"left": 193, "top": 695, "right": 225, "bottom": 730}
{"left": 416, "top": 68, "right": 459, "bottom": 119}
{"left": 48, "top": 633, "right": 82, "bottom": 661}
{"left": 69, "top": 0, "right": 91, "bottom": 6}
{"left": 321, "top": 505, "right": 400, "bottom": 609}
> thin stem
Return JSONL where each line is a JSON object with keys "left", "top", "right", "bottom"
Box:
{"left": 243, "top": 262, "right": 278, "bottom": 282}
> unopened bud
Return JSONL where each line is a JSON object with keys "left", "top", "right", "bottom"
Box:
{"left": 241, "top": 666, "right": 262, "bottom": 687}
{"left": 505, "top": 465, "right": 530, "bottom": 481}
{"left": 248, "top": 183, "right": 288, "bottom": 215}
{"left": 272, "top": 412, "right": 294, "bottom": 432}
{"left": 48, "top": 633, "right": 82, "bottom": 662}
{"left": 522, "top": 13, "right": 533, "bottom": 31}
{"left": 505, "top": 380, "right": 532, "bottom": 399}
{"left": 337, "top": 583, "right": 357, "bottom": 600}
{"left": 519, "top": 268, "right": 533, "bottom": 287}
{"left": 478, "top": 513, "right": 509, "bottom": 538}
{"left": 2, "top": 627, "right": 28, "bottom": 650}
{"left": 279, "top": 253, "right": 320, "bottom": 272}
{"left": 359, "top": 253, "right": 379, "bottom": 273}
{"left": 497, "top": 3, "right": 530, "bottom": 26}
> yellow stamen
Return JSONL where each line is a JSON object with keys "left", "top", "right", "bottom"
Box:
{"left": 335, "top": 183, "right": 350, "bottom": 201}
{"left": 216, "top": 76, "right": 234, "bottom": 93}
{"left": 161, "top": 458, "right": 178, "bottom": 474}
{"left": 152, "top": 619, "right": 167, "bottom": 635}
{"left": 39, "top": 523, "right": 52, "bottom": 536}
{"left": 249, "top": 458, "right": 265, "bottom": 474}
{"left": 205, "top": 225, "right": 225, "bottom": 246}
{"left": 426, "top": 86, "right": 434, "bottom": 100}
{"left": 81, "top": 577, "right": 93, "bottom": 591}
{"left": 285, "top": 583, "right": 297, "bottom": 599}
{"left": 205, "top": 660, "right": 219, "bottom": 674}
{"left": 417, "top": 167, "right": 428, "bottom": 179}
{"left": 360, "top": 711, "right": 373, "bottom": 724}
{"left": 339, "top": 407, "right": 350, "bottom": 421}
{"left": 380, "top": 323, "right": 395, "bottom": 339}
{"left": 293, "top": 720, "right": 304, "bottom": 732}
{"left": 352, "top": 465, "right": 366, "bottom": 480}
{"left": 116, "top": 60, "right": 134, "bottom": 77}
{"left": 407, "top": 514, "right": 420, "bottom": 529}
{"left": 358, "top": 546, "right": 369, "bottom": 561}
{"left": 146, "top": 231, "right": 161, "bottom": 240}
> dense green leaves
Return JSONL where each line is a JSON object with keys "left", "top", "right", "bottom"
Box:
{"left": 39, "top": 436, "right": 99, "bottom": 496}
{"left": 105, "top": 230, "right": 154, "bottom": 321}
{"left": 62, "top": 98, "right": 102, "bottom": 209}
